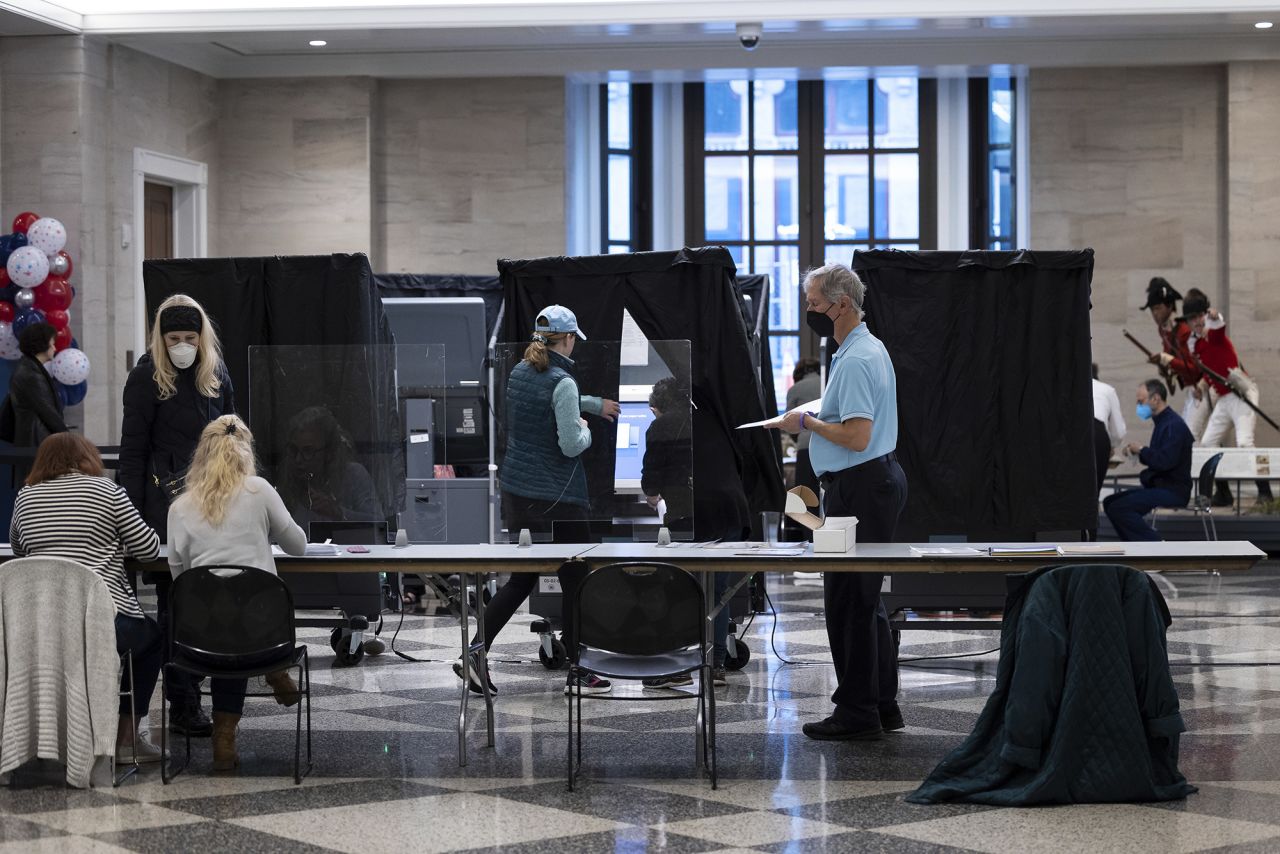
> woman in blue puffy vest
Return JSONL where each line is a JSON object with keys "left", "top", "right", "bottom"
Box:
{"left": 454, "top": 305, "right": 618, "bottom": 697}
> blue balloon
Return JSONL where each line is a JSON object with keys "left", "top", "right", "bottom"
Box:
{"left": 70, "top": 337, "right": 78, "bottom": 350}
{"left": 8, "top": 231, "right": 27, "bottom": 250}
{"left": 54, "top": 382, "right": 68, "bottom": 408}
{"left": 13, "top": 307, "right": 46, "bottom": 335}
{"left": 0, "top": 283, "right": 17, "bottom": 303}
{"left": 61, "top": 380, "right": 88, "bottom": 407}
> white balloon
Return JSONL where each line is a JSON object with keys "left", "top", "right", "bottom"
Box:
{"left": 26, "top": 217, "right": 67, "bottom": 257}
{"left": 6, "top": 246, "right": 49, "bottom": 289}
{"left": 0, "top": 326, "right": 20, "bottom": 361}
{"left": 49, "top": 347, "right": 90, "bottom": 385}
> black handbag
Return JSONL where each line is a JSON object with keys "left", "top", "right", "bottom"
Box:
{"left": 154, "top": 465, "right": 190, "bottom": 503}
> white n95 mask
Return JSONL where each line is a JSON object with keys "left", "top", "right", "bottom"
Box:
{"left": 167, "top": 343, "right": 197, "bottom": 369}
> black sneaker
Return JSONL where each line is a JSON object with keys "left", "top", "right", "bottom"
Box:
{"left": 168, "top": 705, "right": 212, "bottom": 737}
{"left": 801, "top": 716, "right": 883, "bottom": 741}
{"left": 643, "top": 674, "right": 693, "bottom": 690}
{"left": 565, "top": 674, "right": 612, "bottom": 695}
{"left": 453, "top": 650, "right": 497, "bottom": 695}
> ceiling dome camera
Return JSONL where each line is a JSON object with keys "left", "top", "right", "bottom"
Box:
{"left": 736, "top": 22, "right": 762, "bottom": 50}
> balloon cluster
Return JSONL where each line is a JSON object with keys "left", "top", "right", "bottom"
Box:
{"left": 1, "top": 212, "right": 89, "bottom": 406}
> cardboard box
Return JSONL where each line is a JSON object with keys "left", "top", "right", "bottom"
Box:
{"left": 783, "top": 486, "right": 858, "bottom": 553}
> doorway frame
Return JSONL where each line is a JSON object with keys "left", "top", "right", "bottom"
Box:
{"left": 132, "top": 148, "right": 208, "bottom": 355}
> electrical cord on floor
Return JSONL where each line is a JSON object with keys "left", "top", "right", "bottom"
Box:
{"left": 764, "top": 587, "right": 1001, "bottom": 667}
{"left": 1169, "top": 661, "right": 1280, "bottom": 668}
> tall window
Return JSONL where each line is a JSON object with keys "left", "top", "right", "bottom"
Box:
{"left": 687, "top": 79, "right": 936, "bottom": 412}
{"left": 970, "top": 76, "right": 1017, "bottom": 250}
{"left": 601, "top": 82, "right": 652, "bottom": 253}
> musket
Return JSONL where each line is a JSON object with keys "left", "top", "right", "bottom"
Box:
{"left": 1187, "top": 353, "right": 1280, "bottom": 432}
{"left": 1121, "top": 329, "right": 1180, "bottom": 392}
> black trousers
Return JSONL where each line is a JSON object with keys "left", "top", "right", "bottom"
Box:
{"left": 475, "top": 492, "right": 589, "bottom": 654}
{"left": 820, "top": 453, "right": 908, "bottom": 728}
{"left": 1089, "top": 418, "right": 1112, "bottom": 541}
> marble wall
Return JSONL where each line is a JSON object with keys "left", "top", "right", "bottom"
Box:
{"left": 214, "top": 77, "right": 374, "bottom": 258}
{"left": 373, "top": 77, "right": 566, "bottom": 274}
{"left": 0, "top": 36, "right": 564, "bottom": 443}
{"left": 1030, "top": 64, "right": 1279, "bottom": 449}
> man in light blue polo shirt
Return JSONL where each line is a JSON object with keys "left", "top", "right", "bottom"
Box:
{"left": 774, "top": 262, "right": 908, "bottom": 742}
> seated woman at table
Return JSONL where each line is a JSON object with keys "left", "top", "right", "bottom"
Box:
{"left": 167, "top": 414, "right": 307, "bottom": 771}
{"left": 9, "top": 432, "right": 164, "bottom": 763}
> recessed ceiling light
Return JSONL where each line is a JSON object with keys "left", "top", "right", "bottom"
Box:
{"left": 309, "top": 39, "right": 328, "bottom": 46}
{"left": 1256, "top": 21, "right": 1273, "bottom": 29}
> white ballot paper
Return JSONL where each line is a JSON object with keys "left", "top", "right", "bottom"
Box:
{"left": 737, "top": 398, "right": 822, "bottom": 430}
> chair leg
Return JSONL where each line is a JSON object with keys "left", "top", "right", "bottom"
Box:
{"left": 114, "top": 653, "right": 139, "bottom": 788}
{"left": 576, "top": 669, "right": 583, "bottom": 768}
{"left": 294, "top": 662, "right": 303, "bottom": 785}
{"left": 303, "top": 652, "right": 313, "bottom": 773}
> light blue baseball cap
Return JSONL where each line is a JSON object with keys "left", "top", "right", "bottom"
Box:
{"left": 535, "top": 305, "right": 587, "bottom": 340}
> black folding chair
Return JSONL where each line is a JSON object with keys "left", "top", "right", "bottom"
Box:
{"left": 567, "top": 561, "right": 715, "bottom": 790}
{"left": 161, "top": 565, "right": 312, "bottom": 784}
{"left": 115, "top": 652, "right": 138, "bottom": 787}
{"left": 1152, "top": 452, "right": 1223, "bottom": 540}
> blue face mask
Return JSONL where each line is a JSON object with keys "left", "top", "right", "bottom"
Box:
{"left": 1136, "top": 403, "right": 1153, "bottom": 421}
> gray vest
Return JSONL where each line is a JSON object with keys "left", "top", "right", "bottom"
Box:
{"left": 500, "top": 351, "right": 590, "bottom": 507}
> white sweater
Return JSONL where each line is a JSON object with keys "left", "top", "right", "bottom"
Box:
{"left": 167, "top": 476, "right": 307, "bottom": 576}
{"left": 0, "top": 557, "right": 118, "bottom": 788}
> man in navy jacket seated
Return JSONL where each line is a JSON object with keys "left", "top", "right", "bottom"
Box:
{"left": 1103, "top": 378, "right": 1194, "bottom": 541}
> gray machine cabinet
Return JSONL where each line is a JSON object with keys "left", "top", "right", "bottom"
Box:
{"left": 403, "top": 477, "right": 490, "bottom": 544}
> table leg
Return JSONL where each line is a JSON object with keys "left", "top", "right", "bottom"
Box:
{"left": 474, "top": 572, "right": 495, "bottom": 747}
{"left": 457, "top": 571, "right": 471, "bottom": 767}
{"left": 695, "top": 569, "right": 710, "bottom": 771}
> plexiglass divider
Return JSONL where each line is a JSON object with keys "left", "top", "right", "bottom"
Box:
{"left": 247, "top": 344, "right": 446, "bottom": 543}
{"left": 493, "top": 340, "right": 692, "bottom": 544}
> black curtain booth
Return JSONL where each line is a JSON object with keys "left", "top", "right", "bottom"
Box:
{"left": 498, "top": 247, "right": 784, "bottom": 523}
{"left": 852, "top": 249, "right": 1097, "bottom": 540}
{"left": 373, "top": 273, "right": 504, "bottom": 340}
{"left": 142, "top": 254, "right": 404, "bottom": 519}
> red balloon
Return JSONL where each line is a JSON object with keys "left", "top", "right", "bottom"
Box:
{"left": 45, "top": 309, "right": 69, "bottom": 330}
{"left": 53, "top": 326, "right": 72, "bottom": 352}
{"left": 0, "top": 269, "right": 9, "bottom": 289}
{"left": 0, "top": 302, "right": 12, "bottom": 323}
{"left": 37, "top": 277, "right": 72, "bottom": 311}
{"left": 11, "top": 212, "right": 39, "bottom": 234}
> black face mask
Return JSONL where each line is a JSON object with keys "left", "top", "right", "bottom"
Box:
{"left": 806, "top": 307, "right": 837, "bottom": 338}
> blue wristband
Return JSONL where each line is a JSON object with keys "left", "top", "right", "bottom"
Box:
{"left": 800, "top": 412, "right": 807, "bottom": 431}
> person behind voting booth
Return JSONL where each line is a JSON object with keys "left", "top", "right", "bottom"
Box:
{"left": 119, "top": 294, "right": 234, "bottom": 739}
{"left": 276, "top": 405, "right": 384, "bottom": 531}
{"left": 166, "top": 414, "right": 308, "bottom": 772}
{"left": 1090, "top": 364, "right": 1127, "bottom": 539}
{"left": 640, "top": 376, "right": 752, "bottom": 689}
{"left": 1103, "top": 379, "right": 1194, "bottom": 542}
{"left": 773, "top": 262, "right": 908, "bottom": 742}
{"left": 454, "top": 305, "right": 619, "bottom": 697}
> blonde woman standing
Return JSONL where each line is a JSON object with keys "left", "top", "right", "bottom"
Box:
{"left": 120, "top": 294, "right": 234, "bottom": 737}
{"left": 167, "top": 415, "right": 307, "bottom": 771}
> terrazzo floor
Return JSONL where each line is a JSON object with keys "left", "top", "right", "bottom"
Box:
{"left": 3, "top": 563, "right": 1280, "bottom": 853}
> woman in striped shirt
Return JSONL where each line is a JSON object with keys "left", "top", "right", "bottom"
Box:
{"left": 9, "top": 433, "right": 164, "bottom": 763}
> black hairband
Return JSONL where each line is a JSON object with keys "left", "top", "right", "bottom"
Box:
{"left": 160, "top": 306, "right": 203, "bottom": 335}
{"left": 226, "top": 422, "right": 238, "bottom": 435}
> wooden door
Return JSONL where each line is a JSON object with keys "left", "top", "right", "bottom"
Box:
{"left": 143, "top": 182, "right": 174, "bottom": 259}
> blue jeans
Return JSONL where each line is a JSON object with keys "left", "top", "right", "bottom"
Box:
{"left": 116, "top": 614, "right": 163, "bottom": 717}
{"left": 1104, "top": 487, "right": 1188, "bottom": 541}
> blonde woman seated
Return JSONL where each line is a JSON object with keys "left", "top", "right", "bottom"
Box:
{"left": 9, "top": 433, "right": 163, "bottom": 763}
{"left": 166, "top": 414, "right": 307, "bottom": 771}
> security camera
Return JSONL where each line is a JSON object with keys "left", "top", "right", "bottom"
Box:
{"left": 736, "top": 22, "right": 762, "bottom": 50}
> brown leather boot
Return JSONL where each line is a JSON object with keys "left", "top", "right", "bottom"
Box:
{"left": 211, "top": 712, "right": 240, "bottom": 771}
{"left": 265, "top": 670, "right": 301, "bottom": 707}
